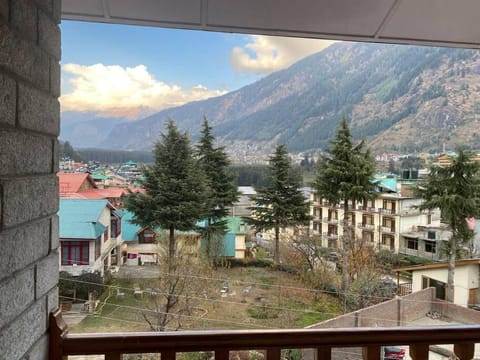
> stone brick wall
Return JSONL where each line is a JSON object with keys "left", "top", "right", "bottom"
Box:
{"left": 309, "top": 288, "right": 436, "bottom": 330}
{"left": 0, "top": 0, "right": 60, "bottom": 358}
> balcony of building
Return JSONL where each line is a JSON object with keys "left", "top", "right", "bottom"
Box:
{"left": 5, "top": 0, "right": 480, "bottom": 359}
{"left": 50, "top": 308, "right": 480, "bottom": 360}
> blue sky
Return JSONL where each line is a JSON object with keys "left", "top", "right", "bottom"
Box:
{"left": 60, "top": 21, "right": 335, "bottom": 119}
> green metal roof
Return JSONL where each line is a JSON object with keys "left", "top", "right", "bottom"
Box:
{"left": 59, "top": 199, "right": 109, "bottom": 239}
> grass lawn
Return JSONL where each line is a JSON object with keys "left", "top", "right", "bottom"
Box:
{"left": 69, "top": 266, "right": 343, "bottom": 333}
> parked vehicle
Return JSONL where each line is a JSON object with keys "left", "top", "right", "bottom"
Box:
{"left": 383, "top": 346, "right": 406, "bottom": 360}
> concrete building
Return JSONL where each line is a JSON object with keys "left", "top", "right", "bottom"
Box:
{"left": 395, "top": 259, "right": 480, "bottom": 307}
{"left": 310, "top": 178, "right": 440, "bottom": 252}
{"left": 58, "top": 199, "right": 122, "bottom": 276}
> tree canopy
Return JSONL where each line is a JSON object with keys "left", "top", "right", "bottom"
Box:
{"left": 416, "top": 150, "right": 480, "bottom": 302}
{"left": 125, "top": 120, "right": 207, "bottom": 269}
{"left": 247, "top": 144, "right": 311, "bottom": 264}
{"left": 196, "top": 118, "right": 239, "bottom": 260}
{"left": 313, "top": 118, "right": 377, "bottom": 293}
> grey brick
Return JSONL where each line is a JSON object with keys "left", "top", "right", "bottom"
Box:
{"left": 39, "top": 10, "right": 60, "bottom": 60}
{"left": 0, "top": 73, "right": 16, "bottom": 126}
{"left": 0, "top": 219, "right": 50, "bottom": 282}
{"left": 50, "top": 214, "right": 59, "bottom": 250}
{"left": 52, "top": 138, "right": 59, "bottom": 173}
{"left": 35, "top": 251, "right": 59, "bottom": 299}
{"left": 0, "top": 0, "right": 8, "bottom": 22}
{"left": 52, "top": 0, "right": 61, "bottom": 23}
{"left": 24, "top": 334, "right": 48, "bottom": 360}
{"left": 18, "top": 83, "right": 60, "bottom": 135}
{"left": 0, "top": 268, "right": 35, "bottom": 329}
{"left": 11, "top": 0, "right": 37, "bottom": 43}
{"left": 0, "top": 24, "right": 50, "bottom": 91}
{"left": 0, "top": 300, "right": 46, "bottom": 360}
{"left": 0, "top": 130, "right": 53, "bottom": 176}
{"left": 34, "top": 0, "right": 53, "bottom": 14}
{"left": 49, "top": 58, "right": 61, "bottom": 97}
{"left": 46, "top": 287, "right": 59, "bottom": 321}
{"left": 2, "top": 175, "right": 58, "bottom": 227}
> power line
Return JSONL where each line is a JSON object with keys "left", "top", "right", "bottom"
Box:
{"left": 60, "top": 295, "right": 272, "bottom": 329}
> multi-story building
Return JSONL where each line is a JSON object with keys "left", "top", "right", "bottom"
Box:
{"left": 310, "top": 178, "right": 440, "bottom": 253}
{"left": 399, "top": 225, "right": 452, "bottom": 260}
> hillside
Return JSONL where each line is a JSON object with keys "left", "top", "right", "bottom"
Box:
{"left": 102, "top": 42, "right": 480, "bottom": 154}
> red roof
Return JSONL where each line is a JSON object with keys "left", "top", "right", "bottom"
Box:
{"left": 59, "top": 192, "right": 87, "bottom": 199}
{"left": 78, "top": 187, "right": 128, "bottom": 199}
{"left": 58, "top": 172, "right": 97, "bottom": 193}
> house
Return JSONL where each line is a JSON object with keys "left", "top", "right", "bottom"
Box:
{"left": 59, "top": 199, "right": 122, "bottom": 276}
{"left": 201, "top": 217, "right": 249, "bottom": 259}
{"left": 76, "top": 187, "right": 129, "bottom": 208}
{"left": 394, "top": 259, "right": 480, "bottom": 307}
{"left": 399, "top": 225, "right": 452, "bottom": 260}
{"left": 121, "top": 211, "right": 202, "bottom": 265}
{"left": 121, "top": 212, "right": 249, "bottom": 263}
{"left": 120, "top": 211, "right": 161, "bottom": 265}
{"left": 58, "top": 172, "right": 97, "bottom": 195}
{"left": 310, "top": 176, "right": 440, "bottom": 252}
{"left": 229, "top": 186, "right": 256, "bottom": 216}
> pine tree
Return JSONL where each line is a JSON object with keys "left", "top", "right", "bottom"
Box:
{"left": 196, "top": 118, "right": 239, "bottom": 262}
{"left": 416, "top": 150, "right": 480, "bottom": 302}
{"left": 125, "top": 120, "right": 207, "bottom": 273}
{"left": 313, "top": 118, "right": 377, "bottom": 293}
{"left": 247, "top": 144, "right": 311, "bottom": 264}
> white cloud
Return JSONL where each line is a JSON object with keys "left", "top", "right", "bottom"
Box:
{"left": 60, "top": 63, "right": 226, "bottom": 119}
{"left": 231, "top": 35, "right": 336, "bottom": 74}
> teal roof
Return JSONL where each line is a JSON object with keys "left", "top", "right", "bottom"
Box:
{"left": 59, "top": 199, "right": 109, "bottom": 239}
{"left": 225, "top": 216, "right": 247, "bottom": 234}
{"left": 121, "top": 210, "right": 142, "bottom": 242}
{"left": 200, "top": 217, "right": 246, "bottom": 257}
{"left": 377, "top": 177, "right": 397, "bottom": 192}
{"left": 91, "top": 173, "right": 110, "bottom": 181}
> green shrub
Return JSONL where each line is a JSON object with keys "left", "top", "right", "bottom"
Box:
{"left": 247, "top": 303, "right": 279, "bottom": 319}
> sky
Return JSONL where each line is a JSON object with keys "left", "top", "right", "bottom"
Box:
{"left": 61, "top": 21, "right": 335, "bottom": 120}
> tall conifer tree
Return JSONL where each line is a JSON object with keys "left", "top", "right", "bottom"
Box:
{"left": 416, "top": 150, "right": 480, "bottom": 302}
{"left": 313, "top": 118, "right": 377, "bottom": 293}
{"left": 125, "top": 120, "right": 207, "bottom": 273}
{"left": 248, "top": 144, "right": 311, "bottom": 264}
{"left": 196, "top": 118, "right": 239, "bottom": 260}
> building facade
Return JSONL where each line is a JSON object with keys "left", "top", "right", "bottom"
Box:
{"left": 310, "top": 181, "right": 440, "bottom": 253}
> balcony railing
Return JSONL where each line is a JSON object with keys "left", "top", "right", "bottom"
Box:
{"left": 50, "top": 310, "right": 480, "bottom": 360}
{"left": 358, "top": 223, "right": 375, "bottom": 230}
{"left": 379, "top": 208, "right": 396, "bottom": 215}
{"left": 378, "top": 226, "right": 395, "bottom": 233}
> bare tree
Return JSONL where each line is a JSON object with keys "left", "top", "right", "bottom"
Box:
{"left": 141, "top": 242, "right": 214, "bottom": 331}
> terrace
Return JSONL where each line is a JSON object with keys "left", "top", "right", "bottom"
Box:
{"left": 4, "top": 0, "right": 480, "bottom": 359}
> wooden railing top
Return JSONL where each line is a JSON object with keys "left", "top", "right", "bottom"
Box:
{"left": 50, "top": 311, "right": 480, "bottom": 356}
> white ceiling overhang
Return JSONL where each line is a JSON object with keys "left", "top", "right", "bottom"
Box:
{"left": 61, "top": 0, "right": 480, "bottom": 49}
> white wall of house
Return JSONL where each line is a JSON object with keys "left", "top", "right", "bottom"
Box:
{"left": 412, "top": 264, "right": 479, "bottom": 307}
{"left": 235, "top": 234, "right": 246, "bottom": 259}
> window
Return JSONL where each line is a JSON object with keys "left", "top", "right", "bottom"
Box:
{"left": 140, "top": 230, "right": 155, "bottom": 244}
{"left": 61, "top": 241, "right": 89, "bottom": 265}
{"left": 407, "top": 238, "right": 418, "bottom": 250}
{"left": 111, "top": 215, "right": 121, "bottom": 237}
{"left": 422, "top": 276, "right": 446, "bottom": 300}
{"left": 427, "top": 230, "right": 436, "bottom": 239}
{"left": 362, "top": 231, "right": 374, "bottom": 242}
{"left": 425, "top": 240, "right": 436, "bottom": 253}
{"left": 95, "top": 236, "right": 101, "bottom": 259}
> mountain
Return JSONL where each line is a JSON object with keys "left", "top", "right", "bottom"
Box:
{"left": 60, "top": 112, "right": 126, "bottom": 148}
{"left": 103, "top": 42, "right": 480, "bottom": 154}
